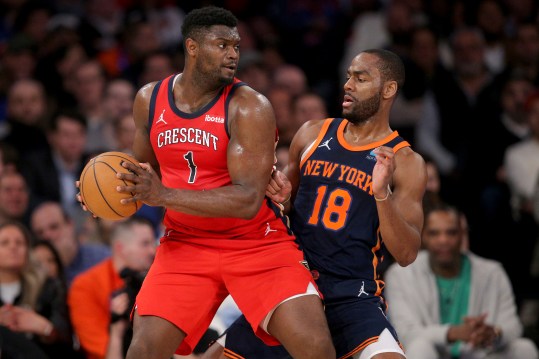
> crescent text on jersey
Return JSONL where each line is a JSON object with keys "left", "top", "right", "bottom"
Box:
{"left": 157, "top": 127, "right": 219, "bottom": 150}
{"left": 303, "top": 159, "right": 373, "bottom": 195}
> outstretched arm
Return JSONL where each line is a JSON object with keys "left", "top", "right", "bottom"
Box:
{"left": 120, "top": 86, "right": 276, "bottom": 219}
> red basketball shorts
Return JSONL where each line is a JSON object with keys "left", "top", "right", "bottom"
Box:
{"left": 134, "top": 237, "right": 319, "bottom": 355}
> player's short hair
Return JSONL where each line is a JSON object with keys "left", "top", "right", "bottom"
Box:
{"left": 362, "top": 49, "right": 405, "bottom": 93}
{"left": 181, "top": 6, "right": 238, "bottom": 43}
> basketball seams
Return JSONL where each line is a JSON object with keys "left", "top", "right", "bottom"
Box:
{"left": 79, "top": 151, "right": 141, "bottom": 220}
{"left": 92, "top": 161, "right": 127, "bottom": 219}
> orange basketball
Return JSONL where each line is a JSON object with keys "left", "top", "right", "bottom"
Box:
{"left": 79, "top": 151, "right": 143, "bottom": 221}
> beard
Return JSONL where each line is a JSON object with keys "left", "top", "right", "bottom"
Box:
{"left": 343, "top": 90, "right": 381, "bottom": 125}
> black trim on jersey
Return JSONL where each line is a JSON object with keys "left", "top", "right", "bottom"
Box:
{"left": 148, "top": 80, "right": 163, "bottom": 132}
{"left": 224, "top": 82, "right": 247, "bottom": 138}
{"left": 167, "top": 74, "right": 224, "bottom": 119}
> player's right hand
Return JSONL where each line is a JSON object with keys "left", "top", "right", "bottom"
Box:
{"left": 266, "top": 170, "right": 292, "bottom": 204}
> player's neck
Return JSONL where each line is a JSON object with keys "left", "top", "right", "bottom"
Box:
{"left": 343, "top": 118, "right": 392, "bottom": 146}
{"left": 175, "top": 72, "right": 224, "bottom": 113}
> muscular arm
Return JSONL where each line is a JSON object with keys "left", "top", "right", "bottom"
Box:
{"left": 375, "top": 148, "right": 427, "bottom": 266}
{"left": 132, "top": 82, "right": 160, "bottom": 174}
{"left": 125, "top": 85, "right": 276, "bottom": 219}
{"left": 284, "top": 120, "right": 327, "bottom": 198}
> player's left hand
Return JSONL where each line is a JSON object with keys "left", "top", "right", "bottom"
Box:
{"left": 266, "top": 170, "right": 292, "bottom": 204}
{"left": 372, "top": 146, "right": 396, "bottom": 199}
{"left": 117, "top": 161, "right": 167, "bottom": 207}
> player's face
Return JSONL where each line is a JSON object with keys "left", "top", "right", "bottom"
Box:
{"left": 195, "top": 25, "right": 240, "bottom": 85}
{"left": 342, "top": 53, "right": 383, "bottom": 124}
{"left": 422, "top": 211, "right": 462, "bottom": 268}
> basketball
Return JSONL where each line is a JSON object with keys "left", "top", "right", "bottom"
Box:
{"left": 79, "top": 151, "right": 143, "bottom": 221}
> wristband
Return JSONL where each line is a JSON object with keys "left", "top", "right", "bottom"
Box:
{"left": 281, "top": 193, "right": 292, "bottom": 205}
{"left": 374, "top": 185, "right": 393, "bottom": 202}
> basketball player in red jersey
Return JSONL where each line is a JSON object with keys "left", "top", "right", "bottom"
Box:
{"left": 112, "top": 6, "right": 335, "bottom": 359}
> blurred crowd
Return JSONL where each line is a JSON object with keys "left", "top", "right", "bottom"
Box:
{"left": 0, "top": 0, "right": 538, "bottom": 358}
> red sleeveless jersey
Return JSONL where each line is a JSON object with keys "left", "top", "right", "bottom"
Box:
{"left": 149, "top": 74, "right": 293, "bottom": 245}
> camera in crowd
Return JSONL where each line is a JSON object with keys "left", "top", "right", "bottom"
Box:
{"left": 111, "top": 267, "right": 146, "bottom": 323}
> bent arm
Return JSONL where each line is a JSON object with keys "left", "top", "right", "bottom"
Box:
{"left": 131, "top": 86, "right": 276, "bottom": 219}
{"left": 378, "top": 149, "right": 427, "bottom": 266}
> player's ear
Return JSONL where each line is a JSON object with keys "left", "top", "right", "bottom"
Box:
{"left": 383, "top": 81, "right": 398, "bottom": 99}
{"left": 185, "top": 38, "right": 198, "bottom": 57}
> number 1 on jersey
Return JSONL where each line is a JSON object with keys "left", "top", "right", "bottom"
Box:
{"left": 183, "top": 151, "right": 197, "bottom": 183}
{"left": 308, "top": 185, "right": 351, "bottom": 231}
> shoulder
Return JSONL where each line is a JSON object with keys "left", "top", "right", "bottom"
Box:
{"left": 69, "top": 259, "right": 108, "bottom": 290}
{"left": 134, "top": 81, "right": 161, "bottom": 107}
{"left": 292, "top": 118, "right": 331, "bottom": 149}
{"left": 394, "top": 147, "right": 427, "bottom": 185}
{"left": 395, "top": 146, "right": 425, "bottom": 167}
{"left": 80, "top": 243, "right": 111, "bottom": 259}
{"left": 229, "top": 85, "right": 272, "bottom": 110}
{"left": 506, "top": 140, "right": 534, "bottom": 158}
{"left": 467, "top": 252, "right": 504, "bottom": 272}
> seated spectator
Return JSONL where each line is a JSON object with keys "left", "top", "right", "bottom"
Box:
{"left": 20, "top": 109, "right": 92, "bottom": 232}
{"left": 0, "top": 171, "right": 32, "bottom": 227}
{"left": 32, "top": 239, "right": 66, "bottom": 285}
{"left": 0, "top": 221, "right": 82, "bottom": 358}
{"left": 30, "top": 201, "right": 110, "bottom": 287}
{"left": 69, "top": 216, "right": 156, "bottom": 359}
{"left": 504, "top": 90, "right": 539, "bottom": 219}
{"left": 385, "top": 203, "right": 538, "bottom": 359}
{"left": 2, "top": 79, "right": 50, "bottom": 158}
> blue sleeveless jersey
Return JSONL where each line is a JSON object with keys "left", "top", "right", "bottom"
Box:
{"left": 291, "top": 118, "right": 410, "bottom": 302}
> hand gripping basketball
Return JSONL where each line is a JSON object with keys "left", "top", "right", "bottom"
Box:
{"left": 78, "top": 151, "right": 143, "bottom": 220}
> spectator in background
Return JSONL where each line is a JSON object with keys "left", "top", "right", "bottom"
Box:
{"left": 69, "top": 60, "right": 111, "bottom": 153}
{"left": 103, "top": 79, "right": 135, "bottom": 124}
{"left": 110, "top": 20, "right": 161, "bottom": 84}
{"left": 393, "top": 26, "right": 449, "bottom": 144}
{"left": 475, "top": 0, "right": 508, "bottom": 75}
{"left": 503, "top": 90, "right": 539, "bottom": 307}
{"left": 0, "top": 171, "right": 32, "bottom": 227}
{"left": 501, "top": 22, "right": 539, "bottom": 86}
{"left": 272, "top": 64, "right": 308, "bottom": 98}
{"left": 385, "top": 203, "right": 538, "bottom": 359}
{"left": 0, "top": 35, "right": 38, "bottom": 112}
{"left": 113, "top": 113, "right": 136, "bottom": 154}
{"left": 123, "top": 1, "right": 184, "bottom": 52}
{"left": 505, "top": 92, "right": 539, "bottom": 213}
{"left": 0, "top": 221, "right": 82, "bottom": 358}
{"left": 267, "top": 86, "right": 293, "bottom": 144}
{"left": 34, "top": 42, "right": 88, "bottom": 110}
{"left": 69, "top": 216, "right": 156, "bottom": 359}
{"left": 237, "top": 50, "right": 271, "bottom": 95}
{"left": 32, "top": 239, "right": 65, "bottom": 284}
{"left": 467, "top": 73, "right": 536, "bottom": 265}
{"left": 2, "top": 78, "right": 49, "bottom": 157}
{"left": 101, "top": 78, "right": 136, "bottom": 150}
{"left": 289, "top": 92, "right": 328, "bottom": 138}
{"left": 416, "top": 26, "right": 498, "bottom": 227}
{"left": 136, "top": 50, "right": 176, "bottom": 88}
{"left": 20, "top": 109, "right": 91, "bottom": 230}
{"left": 30, "top": 201, "right": 110, "bottom": 287}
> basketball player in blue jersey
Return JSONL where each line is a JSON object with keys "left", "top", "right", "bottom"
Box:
{"left": 203, "top": 49, "right": 428, "bottom": 359}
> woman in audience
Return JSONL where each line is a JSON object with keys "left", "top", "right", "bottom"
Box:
{"left": 0, "top": 221, "right": 82, "bottom": 358}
